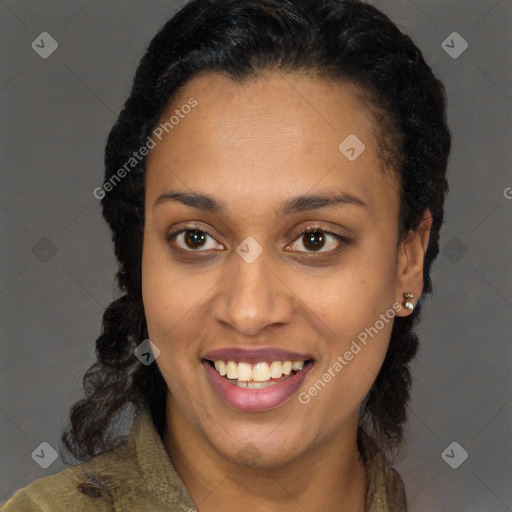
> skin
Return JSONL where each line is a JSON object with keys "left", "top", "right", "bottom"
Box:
{"left": 142, "top": 71, "right": 432, "bottom": 512}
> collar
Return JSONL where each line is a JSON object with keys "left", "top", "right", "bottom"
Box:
{"left": 129, "top": 406, "right": 197, "bottom": 511}
{"left": 358, "top": 427, "right": 408, "bottom": 511}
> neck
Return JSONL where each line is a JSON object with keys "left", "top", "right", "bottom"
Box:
{"left": 163, "top": 397, "right": 367, "bottom": 512}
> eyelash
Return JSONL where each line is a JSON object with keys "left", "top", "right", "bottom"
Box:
{"left": 165, "top": 224, "right": 350, "bottom": 256}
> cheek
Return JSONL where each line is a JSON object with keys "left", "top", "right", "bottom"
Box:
{"left": 290, "top": 243, "right": 398, "bottom": 398}
{"left": 298, "top": 289, "right": 395, "bottom": 420}
{"left": 141, "top": 235, "right": 220, "bottom": 369}
{"left": 141, "top": 236, "right": 190, "bottom": 344}
{"left": 304, "top": 277, "right": 394, "bottom": 373}
{"left": 291, "top": 241, "right": 399, "bottom": 331}
{"left": 141, "top": 264, "right": 198, "bottom": 395}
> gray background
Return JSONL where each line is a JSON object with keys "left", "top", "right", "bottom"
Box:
{"left": 1, "top": 1, "right": 511, "bottom": 510}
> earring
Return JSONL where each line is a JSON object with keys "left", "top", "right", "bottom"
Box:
{"left": 403, "top": 293, "right": 415, "bottom": 311}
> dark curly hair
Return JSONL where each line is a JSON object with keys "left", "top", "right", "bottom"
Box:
{"left": 62, "top": 0, "right": 450, "bottom": 462}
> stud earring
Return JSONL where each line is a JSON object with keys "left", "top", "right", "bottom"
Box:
{"left": 403, "top": 293, "right": 415, "bottom": 311}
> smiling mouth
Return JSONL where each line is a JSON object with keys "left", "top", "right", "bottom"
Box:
{"left": 204, "top": 359, "right": 315, "bottom": 389}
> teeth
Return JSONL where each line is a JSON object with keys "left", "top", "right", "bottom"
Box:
{"left": 292, "top": 361, "right": 304, "bottom": 371}
{"left": 226, "top": 361, "right": 238, "bottom": 380}
{"left": 211, "top": 359, "right": 308, "bottom": 382}
{"left": 269, "top": 361, "right": 283, "bottom": 379}
{"left": 214, "top": 360, "right": 226, "bottom": 376}
{"left": 234, "top": 380, "right": 280, "bottom": 389}
{"left": 238, "top": 362, "right": 252, "bottom": 382}
{"left": 253, "top": 362, "right": 270, "bottom": 381}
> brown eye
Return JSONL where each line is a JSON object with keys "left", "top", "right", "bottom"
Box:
{"left": 184, "top": 229, "right": 207, "bottom": 249}
{"left": 286, "top": 228, "right": 347, "bottom": 254}
{"left": 302, "top": 231, "right": 325, "bottom": 251}
{"left": 167, "top": 226, "right": 225, "bottom": 252}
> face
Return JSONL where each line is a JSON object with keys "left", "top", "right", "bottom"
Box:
{"left": 142, "top": 71, "right": 425, "bottom": 469}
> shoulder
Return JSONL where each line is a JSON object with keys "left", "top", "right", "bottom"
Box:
{"left": 0, "top": 407, "right": 194, "bottom": 512}
{"left": 1, "top": 436, "right": 135, "bottom": 512}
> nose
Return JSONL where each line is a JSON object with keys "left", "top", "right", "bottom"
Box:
{"left": 212, "top": 249, "right": 295, "bottom": 336}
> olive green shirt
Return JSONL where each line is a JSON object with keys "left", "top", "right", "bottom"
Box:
{"left": 2, "top": 407, "right": 407, "bottom": 511}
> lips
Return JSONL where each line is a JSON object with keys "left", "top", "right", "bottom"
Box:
{"left": 202, "top": 347, "right": 315, "bottom": 412}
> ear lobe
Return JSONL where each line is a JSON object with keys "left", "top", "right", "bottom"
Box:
{"left": 395, "top": 209, "right": 433, "bottom": 316}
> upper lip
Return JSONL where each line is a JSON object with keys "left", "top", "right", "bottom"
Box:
{"left": 202, "top": 347, "right": 315, "bottom": 364}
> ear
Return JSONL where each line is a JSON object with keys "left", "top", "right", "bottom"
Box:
{"left": 395, "top": 209, "right": 433, "bottom": 317}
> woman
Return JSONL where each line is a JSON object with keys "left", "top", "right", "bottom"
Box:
{"left": 2, "top": 0, "right": 450, "bottom": 510}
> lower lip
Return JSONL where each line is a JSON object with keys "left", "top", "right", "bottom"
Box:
{"left": 203, "top": 360, "right": 314, "bottom": 412}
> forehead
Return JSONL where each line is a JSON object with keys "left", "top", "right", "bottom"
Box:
{"left": 145, "top": 71, "right": 399, "bottom": 218}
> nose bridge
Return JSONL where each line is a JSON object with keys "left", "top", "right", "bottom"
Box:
{"left": 213, "top": 244, "right": 294, "bottom": 335}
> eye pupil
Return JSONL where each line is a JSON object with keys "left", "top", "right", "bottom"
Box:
{"left": 303, "top": 231, "right": 325, "bottom": 251}
{"left": 185, "top": 229, "right": 207, "bottom": 249}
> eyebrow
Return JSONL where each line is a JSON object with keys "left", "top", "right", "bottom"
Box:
{"left": 153, "top": 190, "right": 367, "bottom": 216}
